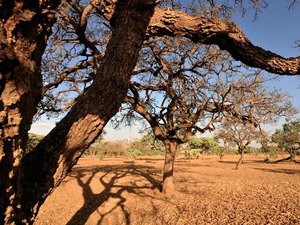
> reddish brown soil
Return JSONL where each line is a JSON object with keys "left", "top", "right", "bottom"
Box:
{"left": 34, "top": 155, "right": 300, "bottom": 225}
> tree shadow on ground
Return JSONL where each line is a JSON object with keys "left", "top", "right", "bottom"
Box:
{"left": 175, "top": 160, "right": 215, "bottom": 167}
{"left": 137, "top": 157, "right": 165, "bottom": 162}
{"left": 218, "top": 159, "right": 266, "bottom": 165}
{"left": 253, "top": 168, "right": 300, "bottom": 175}
{"left": 218, "top": 160, "right": 237, "bottom": 164}
{"left": 66, "top": 164, "right": 161, "bottom": 225}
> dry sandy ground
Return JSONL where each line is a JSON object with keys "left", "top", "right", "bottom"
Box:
{"left": 34, "top": 155, "right": 300, "bottom": 225}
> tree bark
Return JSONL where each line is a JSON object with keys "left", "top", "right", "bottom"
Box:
{"left": 1, "top": 1, "right": 299, "bottom": 224}
{"left": 148, "top": 8, "right": 300, "bottom": 76}
{"left": 0, "top": 1, "right": 60, "bottom": 224}
{"left": 162, "top": 139, "right": 178, "bottom": 194}
{"left": 235, "top": 150, "right": 244, "bottom": 170}
{"left": 13, "top": 1, "right": 156, "bottom": 223}
{"left": 91, "top": 1, "right": 300, "bottom": 75}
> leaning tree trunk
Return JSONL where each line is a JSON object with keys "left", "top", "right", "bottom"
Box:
{"left": 12, "top": 1, "right": 156, "bottom": 224}
{"left": 235, "top": 150, "right": 244, "bottom": 170}
{"left": 162, "top": 139, "right": 179, "bottom": 194}
{"left": 273, "top": 156, "right": 292, "bottom": 163}
{"left": 0, "top": 1, "right": 60, "bottom": 224}
{"left": 273, "top": 150, "right": 297, "bottom": 163}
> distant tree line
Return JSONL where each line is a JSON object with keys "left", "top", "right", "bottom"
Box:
{"left": 72, "top": 120, "right": 299, "bottom": 166}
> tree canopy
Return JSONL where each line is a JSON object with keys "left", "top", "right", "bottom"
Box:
{"left": 216, "top": 118, "right": 262, "bottom": 169}
{"left": 272, "top": 120, "right": 300, "bottom": 161}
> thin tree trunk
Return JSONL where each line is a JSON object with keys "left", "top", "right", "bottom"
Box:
{"left": 235, "top": 150, "right": 244, "bottom": 170}
{"left": 290, "top": 152, "right": 296, "bottom": 162}
{"left": 14, "top": 1, "right": 156, "bottom": 223}
{"left": 162, "top": 139, "right": 178, "bottom": 194}
{"left": 0, "top": 1, "right": 60, "bottom": 224}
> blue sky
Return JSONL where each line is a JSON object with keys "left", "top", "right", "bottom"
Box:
{"left": 230, "top": 1, "right": 300, "bottom": 133}
{"left": 232, "top": 1, "right": 300, "bottom": 107}
{"left": 30, "top": 1, "right": 300, "bottom": 140}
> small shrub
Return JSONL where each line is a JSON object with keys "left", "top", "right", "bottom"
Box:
{"left": 125, "top": 148, "right": 142, "bottom": 159}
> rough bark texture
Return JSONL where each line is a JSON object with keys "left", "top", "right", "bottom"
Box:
{"left": 1, "top": 1, "right": 299, "bottom": 224}
{"left": 0, "top": 1, "right": 60, "bottom": 224}
{"left": 148, "top": 8, "right": 300, "bottom": 75}
{"left": 162, "top": 139, "right": 178, "bottom": 194}
{"left": 91, "top": 1, "right": 300, "bottom": 75}
{"left": 14, "top": 1, "right": 156, "bottom": 223}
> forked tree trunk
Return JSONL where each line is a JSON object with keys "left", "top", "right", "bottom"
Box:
{"left": 235, "top": 150, "right": 244, "bottom": 170}
{"left": 162, "top": 139, "right": 178, "bottom": 194}
{"left": 0, "top": 1, "right": 60, "bottom": 224}
{"left": 13, "top": 1, "right": 156, "bottom": 224}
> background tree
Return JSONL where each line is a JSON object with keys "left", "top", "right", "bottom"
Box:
{"left": 140, "top": 132, "right": 164, "bottom": 151}
{"left": 259, "top": 136, "right": 279, "bottom": 163}
{"left": 26, "top": 134, "right": 45, "bottom": 153}
{"left": 216, "top": 119, "right": 262, "bottom": 169}
{"left": 124, "top": 148, "right": 142, "bottom": 161}
{"left": 259, "top": 139, "right": 278, "bottom": 163}
{"left": 1, "top": 0, "right": 300, "bottom": 223}
{"left": 128, "top": 133, "right": 164, "bottom": 156}
{"left": 122, "top": 35, "right": 293, "bottom": 193}
{"left": 189, "top": 137, "right": 220, "bottom": 159}
{"left": 100, "top": 141, "right": 129, "bottom": 157}
{"left": 272, "top": 120, "right": 300, "bottom": 162}
{"left": 84, "top": 130, "right": 107, "bottom": 156}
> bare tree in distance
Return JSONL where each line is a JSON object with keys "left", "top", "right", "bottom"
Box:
{"left": 1, "top": 0, "right": 300, "bottom": 223}
{"left": 216, "top": 119, "right": 262, "bottom": 169}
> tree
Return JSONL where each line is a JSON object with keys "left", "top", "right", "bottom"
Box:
{"left": 189, "top": 137, "right": 220, "bottom": 159}
{"left": 84, "top": 130, "right": 107, "bottom": 156}
{"left": 216, "top": 119, "right": 262, "bottom": 169}
{"left": 128, "top": 132, "right": 164, "bottom": 155}
{"left": 140, "top": 132, "right": 164, "bottom": 151}
{"left": 1, "top": 0, "right": 300, "bottom": 223}
{"left": 260, "top": 140, "right": 278, "bottom": 162}
{"left": 0, "top": 1, "right": 62, "bottom": 224}
{"left": 1, "top": 1, "right": 156, "bottom": 223}
{"left": 101, "top": 141, "right": 129, "bottom": 157}
{"left": 122, "top": 35, "right": 293, "bottom": 193}
{"left": 26, "top": 134, "right": 45, "bottom": 153}
{"left": 272, "top": 120, "right": 300, "bottom": 162}
{"left": 124, "top": 148, "right": 142, "bottom": 160}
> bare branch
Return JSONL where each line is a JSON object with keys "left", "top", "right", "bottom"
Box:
{"left": 148, "top": 8, "right": 300, "bottom": 75}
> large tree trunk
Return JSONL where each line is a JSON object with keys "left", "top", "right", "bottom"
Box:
{"left": 12, "top": 1, "right": 155, "bottom": 224}
{"left": 0, "top": 1, "right": 60, "bottom": 224}
{"left": 162, "top": 139, "right": 178, "bottom": 194}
